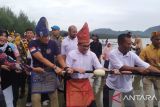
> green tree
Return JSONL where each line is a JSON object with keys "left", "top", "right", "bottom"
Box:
{"left": 0, "top": 7, "right": 35, "bottom": 35}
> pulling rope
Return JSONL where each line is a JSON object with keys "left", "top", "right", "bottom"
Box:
{"left": 62, "top": 69, "right": 160, "bottom": 77}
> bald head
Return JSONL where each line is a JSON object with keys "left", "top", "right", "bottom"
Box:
{"left": 68, "top": 25, "right": 77, "bottom": 39}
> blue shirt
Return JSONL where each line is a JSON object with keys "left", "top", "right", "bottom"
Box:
{"left": 29, "top": 39, "right": 60, "bottom": 68}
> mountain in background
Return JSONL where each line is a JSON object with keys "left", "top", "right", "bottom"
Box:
{"left": 91, "top": 25, "right": 160, "bottom": 38}
{"left": 143, "top": 25, "right": 160, "bottom": 36}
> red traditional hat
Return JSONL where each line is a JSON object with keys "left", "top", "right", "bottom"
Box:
{"left": 77, "top": 22, "right": 90, "bottom": 43}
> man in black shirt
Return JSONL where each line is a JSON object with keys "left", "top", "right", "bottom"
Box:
{"left": 29, "top": 17, "right": 72, "bottom": 107}
{"left": 90, "top": 34, "right": 102, "bottom": 62}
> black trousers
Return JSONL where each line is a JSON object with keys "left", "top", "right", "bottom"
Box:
{"left": 26, "top": 75, "right": 31, "bottom": 103}
{"left": 103, "top": 85, "right": 135, "bottom": 107}
{"left": 19, "top": 73, "right": 26, "bottom": 96}
{"left": 12, "top": 83, "right": 19, "bottom": 107}
{"left": 12, "top": 72, "right": 21, "bottom": 107}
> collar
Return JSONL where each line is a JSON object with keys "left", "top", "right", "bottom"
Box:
{"left": 52, "top": 35, "right": 62, "bottom": 40}
{"left": 117, "top": 48, "right": 130, "bottom": 57}
{"left": 67, "top": 36, "right": 77, "bottom": 41}
{"left": 150, "top": 44, "right": 159, "bottom": 50}
{"left": 76, "top": 49, "right": 90, "bottom": 56}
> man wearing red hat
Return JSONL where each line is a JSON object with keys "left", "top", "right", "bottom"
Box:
{"left": 66, "top": 23, "right": 103, "bottom": 107}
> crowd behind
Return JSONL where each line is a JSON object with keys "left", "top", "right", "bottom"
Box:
{"left": 0, "top": 16, "right": 160, "bottom": 107}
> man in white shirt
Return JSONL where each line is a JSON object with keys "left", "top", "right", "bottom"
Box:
{"left": 103, "top": 33, "right": 160, "bottom": 107}
{"left": 66, "top": 23, "right": 103, "bottom": 107}
{"left": 61, "top": 25, "right": 78, "bottom": 60}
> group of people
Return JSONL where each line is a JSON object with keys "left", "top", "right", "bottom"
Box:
{"left": 0, "top": 16, "right": 160, "bottom": 107}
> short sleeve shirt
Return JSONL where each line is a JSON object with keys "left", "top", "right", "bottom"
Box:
{"left": 61, "top": 36, "right": 78, "bottom": 56}
{"left": 29, "top": 39, "right": 60, "bottom": 68}
{"left": 106, "top": 49, "right": 150, "bottom": 92}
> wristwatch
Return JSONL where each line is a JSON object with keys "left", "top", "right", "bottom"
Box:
{"left": 64, "top": 67, "right": 69, "bottom": 71}
{"left": 53, "top": 65, "right": 57, "bottom": 70}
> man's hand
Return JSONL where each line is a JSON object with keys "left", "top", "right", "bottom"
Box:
{"left": 112, "top": 69, "right": 121, "bottom": 75}
{"left": 64, "top": 67, "right": 74, "bottom": 74}
{"left": 15, "top": 63, "right": 23, "bottom": 73}
{"left": 54, "top": 66, "right": 63, "bottom": 74}
{"left": 135, "top": 67, "right": 148, "bottom": 74}
{"left": 15, "top": 63, "right": 22, "bottom": 70}
{"left": 121, "top": 71, "right": 132, "bottom": 74}
{"left": 1, "top": 65, "right": 10, "bottom": 71}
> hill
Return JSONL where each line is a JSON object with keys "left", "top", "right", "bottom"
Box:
{"left": 91, "top": 25, "right": 160, "bottom": 38}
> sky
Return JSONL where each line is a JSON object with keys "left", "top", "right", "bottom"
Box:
{"left": 1, "top": 0, "right": 160, "bottom": 31}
